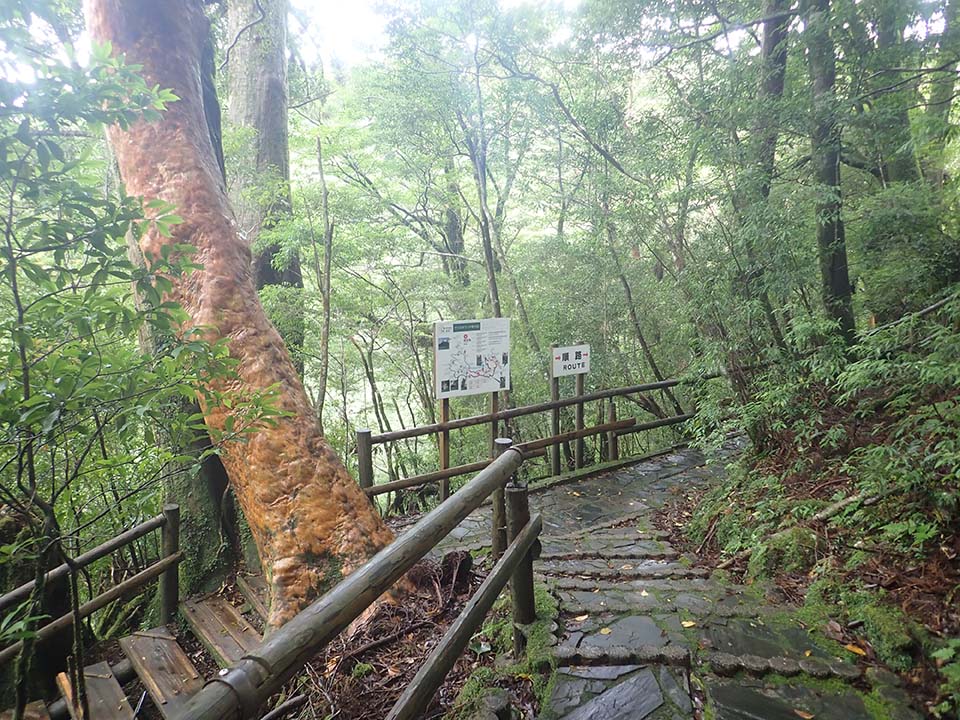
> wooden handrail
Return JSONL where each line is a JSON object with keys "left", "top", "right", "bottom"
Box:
{"left": 370, "top": 379, "right": 682, "bottom": 444}
{"left": 386, "top": 514, "right": 542, "bottom": 720}
{"left": 363, "top": 448, "right": 549, "bottom": 498}
{"left": 0, "top": 512, "right": 168, "bottom": 613}
{"left": 182, "top": 447, "right": 526, "bottom": 720}
{"left": 517, "top": 417, "right": 638, "bottom": 452}
{"left": 0, "top": 552, "right": 184, "bottom": 667}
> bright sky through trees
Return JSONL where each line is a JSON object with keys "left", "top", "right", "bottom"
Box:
{"left": 291, "top": 0, "right": 582, "bottom": 68}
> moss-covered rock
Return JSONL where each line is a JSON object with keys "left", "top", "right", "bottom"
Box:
{"left": 747, "top": 526, "right": 821, "bottom": 579}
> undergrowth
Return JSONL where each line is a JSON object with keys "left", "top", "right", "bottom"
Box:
{"left": 447, "top": 582, "right": 559, "bottom": 718}
{"left": 688, "top": 290, "right": 960, "bottom": 717}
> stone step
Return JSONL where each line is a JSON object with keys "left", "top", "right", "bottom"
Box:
{"left": 540, "top": 537, "right": 674, "bottom": 557}
{"left": 549, "top": 576, "right": 734, "bottom": 595}
{"left": 557, "top": 589, "right": 764, "bottom": 618}
{"left": 539, "top": 558, "right": 709, "bottom": 580}
{"left": 706, "top": 651, "right": 861, "bottom": 682}
{"left": 540, "top": 548, "right": 679, "bottom": 561}
{"left": 546, "top": 664, "right": 693, "bottom": 720}
{"left": 554, "top": 643, "right": 691, "bottom": 668}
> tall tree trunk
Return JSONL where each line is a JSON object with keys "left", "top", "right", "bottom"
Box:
{"left": 873, "top": 0, "right": 920, "bottom": 184}
{"left": 226, "top": 0, "right": 304, "bottom": 365}
{"left": 733, "top": 0, "right": 790, "bottom": 352}
{"left": 86, "top": 0, "right": 394, "bottom": 628}
{"left": 925, "top": 0, "right": 959, "bottom": 186}
{"left": 806, "top": 0, "right": 856, "bottom": 344}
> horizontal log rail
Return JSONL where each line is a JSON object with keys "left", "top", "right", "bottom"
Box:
{"left": 358, "top": 377, "right": 694, "bottom": 496}
{"left": 370, "top": 379, "right": 681, "bottom": 444}
{"left": 182, "top": 446, "right": 531, "bottom": 720}
{"left": 517, "top": 417, "right": 638, "bottom": 453}
{"left": 0, "top": 512, "right": 168, "bottom": 613}
{"left": 0, "top": 551, "right": 184, "bottom": 667}
{"left": 614, "top": 413, "right": 696, "bottom": 436}
{"left": 364, "top": 448, "right": 549, "bottom": 498}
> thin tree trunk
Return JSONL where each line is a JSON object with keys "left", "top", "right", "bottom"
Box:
{"left": 86, "top": 0, "right": 395, "bottom": 628}
{"left": 312, "top": 137, "right": 334, "bottom": 433}
{"left": 602, "top": 216, "right": 684, "bottom": 415}
{"left": 805, "top": 0, "right": 856, "bottom": 345}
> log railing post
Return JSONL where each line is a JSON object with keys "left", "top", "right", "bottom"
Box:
{"left": 549, "top": 345, "right": 561, "bottom": 477}
{"left": 506, "top": 479, "right": 536, "bottom": 657}
{"left": 159, "top": 503, "right": 180, "bottom": 625}
{"left": 606, "top": 399, "right": 619, "bottom": 462}
{"left": 439, "top": 398, "right": 451, "bottom": 500}
{"left": 574, "top": 372, "right": 585, "bottom": 469}
{"left": 489, "top": 392, "right": 499, "bottom": 458}
{"left": 356, "top": 429, "right": 374, "bottom": 491}
{"left": 491, "top": 438, "right": 511, "bottom": 559}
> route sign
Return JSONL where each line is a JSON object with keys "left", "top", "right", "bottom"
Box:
{"left": 434, "top": 318, "right": 511, "bottom": 399}
{"left": 551, "top": 344, "right": 591, "bottom": 378}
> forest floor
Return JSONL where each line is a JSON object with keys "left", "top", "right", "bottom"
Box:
{"left": 419, "top": 440, "right": 926, "bottom": 719}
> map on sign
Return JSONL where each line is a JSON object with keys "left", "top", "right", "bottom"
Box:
{"left": 434, "top": 318, "right": 511, "bottom": 399}
{"left": 551, "top": 344, "right": 591, "bottom": 377}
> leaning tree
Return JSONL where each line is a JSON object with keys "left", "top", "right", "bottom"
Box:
{"left": 84, "top": 0, "right": 394, "bottom": 627}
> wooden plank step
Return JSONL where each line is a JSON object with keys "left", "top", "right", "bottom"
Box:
{"left": 0, "top": 701, "right": 49, "bottom": 720}
{"left": 55, "top": 661, "right": 134, "bottom": 720}
{"left": 235, "top": 573, "right": 269, "bottom": 621}
{"left": 119, "top": 627, "right": 202, "bottom": 720}
{"left": 180, "top": 594, "right": 260, "bottom": 667}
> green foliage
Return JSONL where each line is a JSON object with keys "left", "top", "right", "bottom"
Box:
{"left": 0, "top": 10, "right": 276, "bottom": 660}
{"left": 931, "top": 638, "right": 960, "bottom": 718}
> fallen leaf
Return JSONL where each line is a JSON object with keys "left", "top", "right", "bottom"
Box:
{"left": 574, "top": 614, "right": 589, "bottom": 622}
{"left": 599, "top": 627, "right": 612, "bottom": 635}
{"left": 844, "top": 643, "right": 867, "bottom": 657}
{"left": 621, "top": 564, "right": 634, "bottom": 570}
{"left": 640, "top": 590, "right": 650, "bottom": 597}
{"left": 681, "top": 620, "right": 697, "bottom": 628}
{"left": 793, "top": 710, "right": 815, "bottom": 719}
{"left": 804, "top": 650, "right": 812, "bottom": 657}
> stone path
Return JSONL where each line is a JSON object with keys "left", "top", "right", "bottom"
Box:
{"left": 429, "top": 441, "right": 922, "bottom": 720}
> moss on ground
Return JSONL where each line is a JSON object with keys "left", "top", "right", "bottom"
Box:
{"left": 447, "top": 582, "right": 559, "bottom": 719}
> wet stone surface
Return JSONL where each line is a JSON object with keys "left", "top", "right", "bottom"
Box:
{"left": 580, "top": 615, "right": 668, "bottom": 650}
{"left": 707, "top": 679, "right": 872, "bottom": 720}
{"left": 558, "top": 667, "right": 664, "bottom": 720}
{"left": 405, "top": 439, "right": 914, "bottom": 719}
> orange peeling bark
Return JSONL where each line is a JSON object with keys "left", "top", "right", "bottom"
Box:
{"left": 85, "top": 0, "right": 394, "bottom": 627}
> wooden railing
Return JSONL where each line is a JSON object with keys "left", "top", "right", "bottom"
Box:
{"left": 0, "top": 504, "right": 182, "bottom": 667}
{"left": 356, "top": 379, "right": 691, "bottom": 499}
{"left": 183, "top": 444, "right": 540, "bottom": 720}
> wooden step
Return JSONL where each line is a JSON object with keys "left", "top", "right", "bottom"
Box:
{"left": 55, "top": 661, "right": 134, "bottom": 720}
{"left": 235, "top": 573, "right": 269, "bottom": 621}
{"left": 180, "top": 595, "right": 260, "bottom": 667}
{"left": 119, "top": 627, "right": 202, "bottom": 720}
{"left": 0, "top": 701, "right": 49, "bottom": 720}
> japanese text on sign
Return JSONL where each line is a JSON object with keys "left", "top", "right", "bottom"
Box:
{"left": 551, "top": 344, "right": 590, "bottom": 377}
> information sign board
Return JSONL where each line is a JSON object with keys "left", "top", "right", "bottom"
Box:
{"left": 434, "top": 318, "right": 511, "bottom": 398}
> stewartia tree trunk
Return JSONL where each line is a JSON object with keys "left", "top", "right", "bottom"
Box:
{"left": 85, "top": 0, "right": 394, "bottom": 627}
